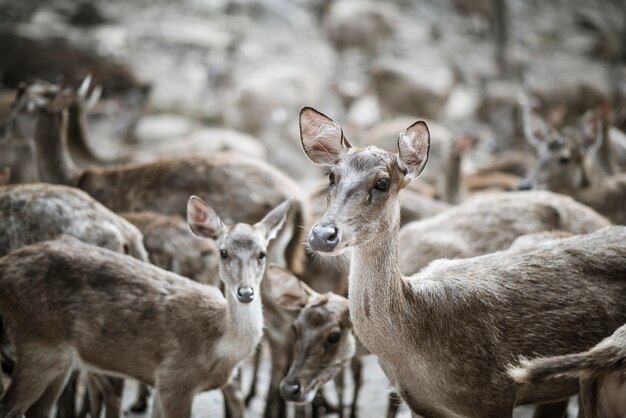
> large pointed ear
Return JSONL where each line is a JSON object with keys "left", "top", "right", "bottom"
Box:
{"left": 267, "top": 264, "right": 317, "bottom": 310}
{"left": 256, "top": 198, "right": 291, "bottom": 242}
{"left": 187, "top": 196, "right": 223, "bottom": 240}
{"left": 300, "top": 107, "right": 352, "bottom": 166}
{"left": 397, "top": 121, "right": 430, "bottom": 183}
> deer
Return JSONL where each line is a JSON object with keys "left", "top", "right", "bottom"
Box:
{"left": 397, "top": 190, "right": 609, "bottom": 276}
{"left": 8, "top": 80, "right": 307, "bottom": 273}
{"left": 268, "top": 265, "right": 406, "bottom": 418}
{"left": 0, "top": 183, "right": 149, "bottom": 418}
{"left": 0, "top": 196, "right": 290, "bottom": 418}
{"left": 298, "top": 106, "right": 626, "bottom": 418}
{"left": 518, "top": 96, "right": 626, "bottom": 225}
{"left": 509, "top": 322, "right": 626, "bottom": 418}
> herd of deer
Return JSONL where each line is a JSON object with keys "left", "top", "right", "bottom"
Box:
{"left": 0, "top": 74, "right": 624, "bottom": 418}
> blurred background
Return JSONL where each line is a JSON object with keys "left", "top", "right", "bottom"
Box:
{"left": 0, "top": 0, "right": 624, "bottom": 416}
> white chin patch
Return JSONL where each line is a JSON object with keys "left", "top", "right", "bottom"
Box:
{"left": 317, "top": 246, "right": 348, "bottom": 257}
{"left": 301, "top": 388, "right": 318, "bottom": 404}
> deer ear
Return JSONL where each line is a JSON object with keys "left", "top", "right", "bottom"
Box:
{"left": 256, "top": 198, "right": 291, "bottom": 242}
{"left": 397, "top": 121, "right": 430, "bottom": 183}
{"left": 300, "top": 107, "right": 351, "bottom": 166}
{"left": 187, "top": 196, "right": 223, "bottom": 240}
{"left": 267, "top": 265, "right": 314, "bottom": 310}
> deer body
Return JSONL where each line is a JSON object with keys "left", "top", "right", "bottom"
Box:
{"left": 0, "top": 196, "right": 289, "bottom": 418}
{"left": 510, "top": 323, "right": 626, "bottom": 418}
{"left": 398, "top": 191, "right": 609, "bottom": 275}
{"left": 299, "top": 107, "right": 626, "bottom": 418}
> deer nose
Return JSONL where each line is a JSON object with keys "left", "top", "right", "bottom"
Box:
{"left": 517, "top": 178, "right": 534, "bottom": 190}
{"left": 280, "top": 380, "right": 301, "bottom": 401}
{"left": 309, "top": 224, "right": 340, "bottom": 252}
{"left": 236, "top": 286, "right": 254, "bottom": 303}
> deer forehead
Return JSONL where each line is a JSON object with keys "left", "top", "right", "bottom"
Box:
{"left": 221, "top": 224, "right": 265, "bottom": 254}
{"left": 337, "top": 146, "right": 396, "bottom": 177}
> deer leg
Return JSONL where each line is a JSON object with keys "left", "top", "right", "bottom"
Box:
{"left": 54, "top": 371, "right": 77, "bottom": 418}
{"left": 86, "top": 375, "right": 103, "bottom": 418}
{"left": 264, "top": 338, "right": 290, "bottom": 418}
{"left": 385, "top": 391, "right": 402, "bottom": 418}
{"left": 129, "top": 383, "right": 151, "bottom": 413}
{"left": 26, "top": 368, "right": 73, "bottom": 418}
{"left": 244, "top": 344, "right": 262, "bottom": 406}
{"left": 1, "top": 346, "right": 73, "bottom": 418}
{"left": 579, "top": 378, "right": 601, "bottom": 418}
{"left": 349, "top": 356, "right": 363, "bottom": 418}
{"left": 333, "top": 368, "right": 345, "bottom": 418}
{"left": 101, "top": 377, "right": 124, "bottom": 418}
{"left": 222, "top": 380, "right": 245, "bottom": 418}
{"left": 532, "top": 399, "right": 569, "bottom": 418}
{"left": 153, "top": 382, "right": 194, "bottom": 418}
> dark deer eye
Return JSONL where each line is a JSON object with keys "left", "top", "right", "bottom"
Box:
{"left": 558, "top": 156, "right": 570, "bottom": 165}
{"left": 328, "top": 172, "right": 335, "bottom": 185}
{"left": 375, "top": 178, "right": 390, "bottom": 191}
{"left": 259, "top": 250, "right": 267, "bottom": 260}
{"left": 327, "top": 331, "right": 341, "bottom": 344}
{"left": 219, "top": 249, "right": 228, "bottom": 260}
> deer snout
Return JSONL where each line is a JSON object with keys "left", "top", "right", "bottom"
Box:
{"left": 517, "top": 178, "right": 534, "bottom": 191}
{"left": 280, "top": 379, "right": 302, "bottom": 401}
{"left": 236, "top": 285, "right": 255, "bottom": 303}
{"left": 309, "top": 224, "right": 340, "bottom": 252}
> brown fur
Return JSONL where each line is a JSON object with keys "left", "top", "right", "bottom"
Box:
{"left": 510, "top": 324, "right": 626, "bottom": 418}
{"left": 11, "top": 80, "right": 307, "bottom": 275}
{"left": 0, "top": 196, "right": 289, "bottom": 418}
{"left": 398, "top": 191, "right": 609, "bottom": 275}
{"left": 299, "top": 107, "right": 626, "bottom": 418}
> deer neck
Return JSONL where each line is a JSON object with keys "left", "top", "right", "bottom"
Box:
{"left": 33, "top": 110, "right": 81, "bottom": 186}
{"left": 223, "top": 289, "right": 264, "bottom": 351}
{"left": 67, "top": 103, "right": 97, "bottom": 164}
{"left": 348, "top": 199, "right": 409, "bottom": 349}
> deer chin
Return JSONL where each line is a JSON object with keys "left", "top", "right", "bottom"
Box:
{"left": 293, "top": 385, "right": 319, "bottom": 404}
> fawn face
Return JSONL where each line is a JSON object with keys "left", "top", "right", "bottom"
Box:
{"left": 299, "top": 107, "right": 429, "bottom": 254}
{"left": 267, "top": 266, "right": 355, "bottom": 403}
{"left": 187, "top": 196, "right": 290, "bottom": 303}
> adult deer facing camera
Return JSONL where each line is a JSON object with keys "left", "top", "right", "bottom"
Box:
{"left": 0, "top": 197, "right": 290, "bottom": 418}
{"left": 299, "top": 106, "right": 626, "bottom": 418}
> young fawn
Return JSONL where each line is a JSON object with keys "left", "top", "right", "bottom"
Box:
{"left": 0, "top": 197, "right": 290, "bottom": 418}
{"left": 299, "top": 106, "right": 626, "bottom": 418}
{"left": 510, "top": 323, "right": 626, "bottom": 418}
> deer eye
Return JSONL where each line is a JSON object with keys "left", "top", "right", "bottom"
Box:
{"left": 219, "top": 249, "right": 228, "bottom": 260}
{"left": 558, "top": 156, "right": 570, "bottom": 165}
{"left": 328, "top": 172, "right": 335, "bottom": 185}
{"left": 375, "top": 178, "right": 391, "bottom": 191}
{"left": 327, "top": 331, "right": 341, "bottom": 344}
{"left": 259, "top": 250, "right": 267, "bottom": 260}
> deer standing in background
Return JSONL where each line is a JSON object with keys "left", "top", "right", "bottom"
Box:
{"left": 519, "top": 97, "right": 626, "bottom": 224}
{"left": 510, "top": 323, "right": 626, "bottom": 418}
{"left": 299, "top": 106, "right": 626, "bottom": 418}
{"left": 0, "top": 196, "right": 290, "bottom": 418}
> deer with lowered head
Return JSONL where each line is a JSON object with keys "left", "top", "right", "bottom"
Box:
{"left": 298, "top": 106, "right": 626, "bottom": 418}
{"left": 0, "top": 196, "right": 290, "bottom": 418}
{"left": 397, "top": 190, "right": 609, "bottom": 276}
{"left": 509, "top": 322, "right": 626, "bottom": 418}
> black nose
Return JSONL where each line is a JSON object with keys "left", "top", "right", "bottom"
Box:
{"left": 517, "top": 178, "right": 534, "bottom": 191}
{"left": 236, "top": 286, "right": 254, "bottom": 303}
{"left": 280, "top": 380, "right": 301, "bottom": 401}
{"left": 309, "top": 224, "right": 340, "bottom": 252}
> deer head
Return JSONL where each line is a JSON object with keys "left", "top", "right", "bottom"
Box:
{"left": 299, "top": 106, "right": 429, "bottom": 254}
{"left": 187, "top": 196, "right": 290, "bottom": 303}
{"left": 267, "top": 265, "right": 355, "bottom": 403}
